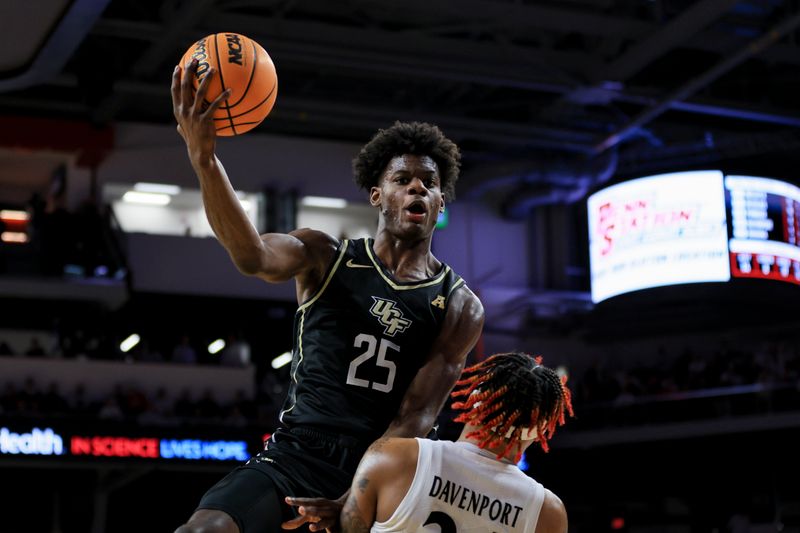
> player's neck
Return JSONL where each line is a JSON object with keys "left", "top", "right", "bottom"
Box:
{"left": 457, "top": 425, "right": 522, "bottom": 465}
{"left": 372, "top": 231, "right": 439, "bottom": 279}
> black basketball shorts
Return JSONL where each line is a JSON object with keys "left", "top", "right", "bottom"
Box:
{"left": 196, "top": 426, "right": 369, "bottom": 533}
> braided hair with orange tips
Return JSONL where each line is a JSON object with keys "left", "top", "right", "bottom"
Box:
{"left": 450, "top": 352, "right": 573, "bottom": 459}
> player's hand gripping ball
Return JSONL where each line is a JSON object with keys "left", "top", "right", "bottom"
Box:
{"left": 180, "top": 32, "right": 278, "bottom": 136}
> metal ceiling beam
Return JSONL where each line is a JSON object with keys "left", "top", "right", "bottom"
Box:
{"left": 688, "top": 30, "right": 800, "bottom": 66}
{"left": 129, "top": 0, "right": 217, "bottom": 79}
{"left": 90, "top": 0, "right": 217, "bottom": 124}
{"left": 600, "top": 0, "right": 741, "bottom": 82}
{"left": 37, "top": 74, "right": 596, "bottom": 152}
{"left": 271, "top": 96, "right": 597, "bottom": 152}
{"left": 616, "top": 129, "right": 800, "bottom": 177}
{"left": 90, "top": 16, "right": 586, "bottom": 91}
{"left": 89, "top": 16, "right": 800, "bottom": 130}
{"left": 612, "top": 90, "right": 800, "bottom": 127}
{"left": 210, "top": 13, "right": 594, "bottom": 76}
{"left": 593, "top": 10, "right": 800, "bottom": 154}
{"left": 0, "top": 0, "right": 112, "bottom": 91}
{"left": 350, "top": 0, "right": 652, "bottom": 38}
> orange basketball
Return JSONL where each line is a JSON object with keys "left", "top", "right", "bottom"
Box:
{"left": 180, "top": 32, "right": 278, "bottom": 136}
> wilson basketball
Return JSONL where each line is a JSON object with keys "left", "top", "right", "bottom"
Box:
{"left": 180, "top": 32, "right": 278, "bottom": 136}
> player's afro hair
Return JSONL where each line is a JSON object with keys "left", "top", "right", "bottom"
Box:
{"left": 352, "top": 121, "right": 461, "bottom": 200}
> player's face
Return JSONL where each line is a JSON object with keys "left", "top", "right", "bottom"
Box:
{"left": 371, "top": 154, "right": 444, "bottom": 239}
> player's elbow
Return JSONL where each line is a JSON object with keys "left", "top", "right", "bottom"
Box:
{"left": 233, "top": 256, "right": 262, "bottom": 276}
{"left": 388, "top": 408, "right": 437, "bottom": 438}
{"left": 228, "top": 245, "right": 269, "bottom": 277}
{"left": 232, "top": 253, "right": 294, "bottom": 283}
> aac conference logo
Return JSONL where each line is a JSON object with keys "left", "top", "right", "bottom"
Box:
{"left": 1, "top": 426, "right": 250, "bottom": 462}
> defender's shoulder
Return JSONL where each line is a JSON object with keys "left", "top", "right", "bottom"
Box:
{"left": 536, "top": 488, "right": 568, "bottom": 533}
{"left": 360, "top": 438, "right": 419, "bottom": 478}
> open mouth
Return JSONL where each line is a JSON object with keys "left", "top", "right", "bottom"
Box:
{"left": 406, "top": 203, "right": 426, "bottom": 215}
{"left": 405, "top": 202, "right": 427, "bottom": 222}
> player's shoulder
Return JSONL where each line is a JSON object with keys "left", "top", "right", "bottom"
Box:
{"left": 452, "top": 282, "right": 482, "bottom": 308}
{"left": 365, "top": 437, "right": 419, "bottom": 458}
{"left": 288, "top": 227, "right": 340, "bottom": 251}
{"left": 535, "top": 488, "right": 567, "bottom": 533}
{"left": 362, "top": 437, "right": 420, "bottom": 474}
{"left": 445, "top": 281, "right": 484, "bottom": 323}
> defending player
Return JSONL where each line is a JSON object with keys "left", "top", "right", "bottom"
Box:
{"left": 330, "top": 352, "right": 573, "bottom": 533}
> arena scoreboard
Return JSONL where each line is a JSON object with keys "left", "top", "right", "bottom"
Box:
{"left": 726, "top": 175, "right": 800, "bottom": 285}
{"left": 588, "top": 171, "right": 800, "bottom": 303}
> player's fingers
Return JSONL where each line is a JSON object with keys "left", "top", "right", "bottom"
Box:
{"left": 281, "top": 507, "right": 319, "bottom": 529}
{"left": 170, "top": 65, "right": 182, "bottom": 116}
{"left": 181, "top": 58, "right": 198, "bottom": 110}
{"left": 285, "top": 497, "right": 327, "bottom": 506}
{"left": 193, "top": 67, "right": 215, "bottom": 113}
{"left": 281, "top": 513, "right": 313, "bottom": 530}
{"left": 201, "top": 87, "right": 232, "bottom": 119}
{"left": 309, "top": 517, "right": 336, "bottom": 531}
{"left": 282, "top": 501, "right": 315, "bottom": 529}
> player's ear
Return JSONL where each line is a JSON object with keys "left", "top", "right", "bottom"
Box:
{"left": 439, "top": 195, "right": 446, "bottom": 213}
{"left": 370, "top": 186, "right": 381, "bottom": 207}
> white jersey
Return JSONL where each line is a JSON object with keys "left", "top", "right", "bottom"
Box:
{"left": 371, "top": 438, "right": 546, "bottom": 533}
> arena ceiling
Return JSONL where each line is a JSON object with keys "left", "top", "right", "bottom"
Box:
{"left": 2, "top": 0, "right": 800, "bottom": 205}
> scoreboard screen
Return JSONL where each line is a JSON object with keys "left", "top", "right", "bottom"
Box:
{"left": 587, "top": 171, "right": 730, "bottom": 303}
{"left": 726, "top": 175, "right": 800, "bottom": 286}
{"left": 588, "top": 171, "right": 800, "bottom": 303}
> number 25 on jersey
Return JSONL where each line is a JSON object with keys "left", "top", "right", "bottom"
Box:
{"left": 347, "top": 333, "right": 399, "bottom": 393}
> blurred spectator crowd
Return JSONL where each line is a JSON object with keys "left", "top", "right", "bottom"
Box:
{"left": 0, "top": 375, "right": 286, "bottom": 431}
{"left": 574, "top": 339, "right": 800, "bottom": 406}
{"left": 0, "top": 329, "right": 253, "bottom": 368}
{"left": 2, "top": 331, "right": 799, "bottom": 432}
{"left": 567, "top": 339, "right": 800, "bottom": 429}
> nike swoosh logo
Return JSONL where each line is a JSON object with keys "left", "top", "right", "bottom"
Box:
{"left": 346, "top": 259, "right": 372, "bottom": 269}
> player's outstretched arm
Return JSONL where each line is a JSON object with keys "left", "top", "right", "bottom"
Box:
{"left": 172, "top": 59, "right": 337, "bottom": 285}
{"left": 383, "top": 286, "right": 484, "bottom": 439}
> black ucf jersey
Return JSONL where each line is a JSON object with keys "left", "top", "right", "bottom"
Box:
{"left": 279, "top": 237, "right": 466, "bottom": 443}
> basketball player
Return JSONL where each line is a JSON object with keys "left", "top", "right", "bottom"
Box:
{"left": 325, "top": 352, "right": 572, "bottom": 533}
{"left": 171, "top": 59, "right": 485, "bottom": 533}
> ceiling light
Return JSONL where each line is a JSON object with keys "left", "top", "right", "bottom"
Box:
{"left": 208, "top": 339, "right": 226, "bottom": 354}
{"left": 1, "top": 231, "right": 28, "bottom": 243}
{"left": 122, "top": 191, "right": 171, "bottom": 205}
{"left": 120, "top": 334, "right": 140, "bottom": 353}
{"left": 271, "top": 351, "right": 293, "bottom": 369}
{"left": 134, "top": 182, "right": 181, "bottom": 195}
{"left": 0, "top": 210, "right": 29, "bottom": 221}
{"left": 300, "top": 196, "right": 347, "bottom": 209}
